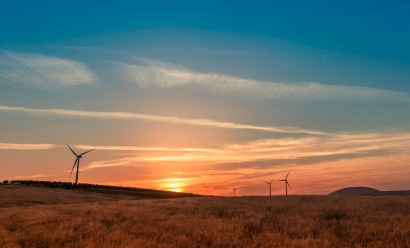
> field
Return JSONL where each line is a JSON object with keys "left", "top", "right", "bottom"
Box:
{"left": 1, "top": 185, "right": 410, "bottom": 247}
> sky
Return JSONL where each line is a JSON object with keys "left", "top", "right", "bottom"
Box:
{"left": 1, "top": 1, "right": 410, "bottom": 195}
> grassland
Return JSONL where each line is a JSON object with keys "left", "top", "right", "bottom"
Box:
{"left": 1, "top": 184, "right": 410, "bottom": 247}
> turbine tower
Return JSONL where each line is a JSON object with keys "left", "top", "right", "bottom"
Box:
{"left": 278, "top": 170, "right": 291, "bottom": 196}
{"left": 67, "top": 144, "right": 95, "bottom": 184}
{"left": 264, "top": 180, "right": 274, "bottom": 197}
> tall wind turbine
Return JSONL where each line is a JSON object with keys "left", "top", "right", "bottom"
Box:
{"left": 264, "top": 180, "right": 274, "bottom": 197}
{"left": 232, "top": 187, "right": 237, "bottom": 197}
{"left": 67, "top": 144, "right": 95, "bottom": 184}
{"left": 278, "top": 170, "right": 291, "bottom": 196}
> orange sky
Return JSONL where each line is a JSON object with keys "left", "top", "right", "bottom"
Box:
{"left": 1, "top": 126, "right": 410, "bottom": 195}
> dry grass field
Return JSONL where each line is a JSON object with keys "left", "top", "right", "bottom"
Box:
{"left": 1, "top": 184, "right": 410, "bottom": 248}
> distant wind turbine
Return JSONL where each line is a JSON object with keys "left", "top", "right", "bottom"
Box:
{"left": 264, "top": 180, "right": 274, "bottom": 197}
{"left": 67, "top": 144, "right": 95, "bottom": 184}
{"left": 232, "top": 187, "right": 237, "bottom": 197}
{"left": 278, "top": 170, "right": 291, "bottom": 196}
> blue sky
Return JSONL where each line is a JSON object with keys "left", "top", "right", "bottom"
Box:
{"left": 1, "top": 1, "right": 410, "bottom": 195}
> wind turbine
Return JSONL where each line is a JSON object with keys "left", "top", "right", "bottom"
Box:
{"left": 67, "top": 144, "right": 95, "bottom": 185}
{"left": 278, "top": 170, "right": 291, "bottom": 196}
{"left": 264, "top": 180, "right": 274, "bottom": 197}
{"left": 232, "top": 187, "right": 237, "bottom": 197}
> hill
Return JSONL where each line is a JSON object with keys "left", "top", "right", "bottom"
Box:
{"left": 329, "top": 187, "right": 410, "bottom": 196}
{"left": 329, "top": 187, "right": 382, "bottom": 196}
{"left": 0, "top": 184, "right": 120, "bottom": 207}
{"left": 0, "top": 180, "right": 201, "bottom": 207}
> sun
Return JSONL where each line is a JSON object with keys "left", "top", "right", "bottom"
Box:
{"left": 168, "top": 183, "right": 183, "bottom": 192}
{"left": 159, "top": 178, "right": 187, "bottom": 192}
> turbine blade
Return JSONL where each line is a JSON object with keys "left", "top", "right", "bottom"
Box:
{"left": 80, "top": 149, "right": 95, "bottom": 156}
{"left": 286, "top": 170, "right": 291, "bottom": 179}
{"left": 263, "top": 181, "right": 269, "bottom": 184}
{"left": 69, "top": 158, "right": 78, "bottom": 178}
{"left": 287, "top": 181, "right": 292, "bottom": 189}
{"left": 67, "top": 144, "right": 78, "bottom": 156}
{"left": 269, "top": 180, "right": 274, "bottom": 183}
{"left": 277, "top": 180, "right": 285, "bottom": 181}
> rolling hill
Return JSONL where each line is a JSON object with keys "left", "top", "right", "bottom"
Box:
{"left": 329, "top": 187, "right": 410, "bottom": 196}
{"left": 0, "top": 180, "right": 201, "bottom": 206}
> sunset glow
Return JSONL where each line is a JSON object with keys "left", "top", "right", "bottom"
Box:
{"left": 158, "top": 178, "right": 189, "bottom": 193}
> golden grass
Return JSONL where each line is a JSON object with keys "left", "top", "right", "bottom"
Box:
{"left": 0, "top": 185, "right": 121, "bottom": 207}
{"left": 1, "top": 185, "right": 410, "bottom": 247}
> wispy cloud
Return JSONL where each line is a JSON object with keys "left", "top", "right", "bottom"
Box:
{"left": 0, "top": 105, "right": 325, "bottom": 135}
{"left": 73, "top": 145, "right": 213, "bottom": 153}
{"left": 127, "top": 60, "right": 410, "bottom": 102}
{"left": 85, "top": 131, "right": 410, "bottom": 169}
{"left": 0, "top": 143, "right": 56, "bottom": 150}
{"left": 80, "top": 131, "right": 410, "bottom": 195}
{"left": 11, "top": 174, "right": 51, "bottom": 179}
{"left": 0, "top": 142, "right": 214, "bottom": 152}
{"left": 0, "top": 51, "right": 97, "bottom": 88}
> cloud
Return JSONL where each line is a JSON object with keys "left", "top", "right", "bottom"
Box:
{"left": 4, "top": 133, "right": 410, "bottom": 169}
{"left": 0, "top": 143, "right": 56, "bottom": 150}
{"left": 80, "top": 131, "right": 410, "bottom": 195}
{"left": 0, "top": 142, "right": 214, "bottom": 152}
{"left": 72, "top": 144, "right": 214, "bottom": 152}
{"left": 0, "top": 51, "right": 97, "bottom": 88}
{"left": 127, "top": 60, "right": 410, "bottom": 102}
{"left": 85, "top": 131, "right": 410, "bottom": 169}
{"left": 80, "top": 132, "right": 410, "bottom": 170}
{"left": 11, "top": 174, "right": 50, "bottom": 179}
{"left": 0, "top": 105, "right": 325, "bottom": 135}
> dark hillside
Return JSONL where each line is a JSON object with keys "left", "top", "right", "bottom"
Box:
{"left": 1, "top": 180, "right": 201, "bottom": 200}
{"left": 330, "top": 187, "right": 410, "bottom": 196}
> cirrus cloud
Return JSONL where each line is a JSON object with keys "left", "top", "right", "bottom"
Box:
{"left": 0, "top": 51, "right": 97, "bottom": 88}
{"left": 0, "top": 105, "right": 325, "bottom": 135}
{"left": 127, "top": 59, "right": 410, "bottom": 102}
{"left": 84, "top": 131, "right": 410, "bottom": 169}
